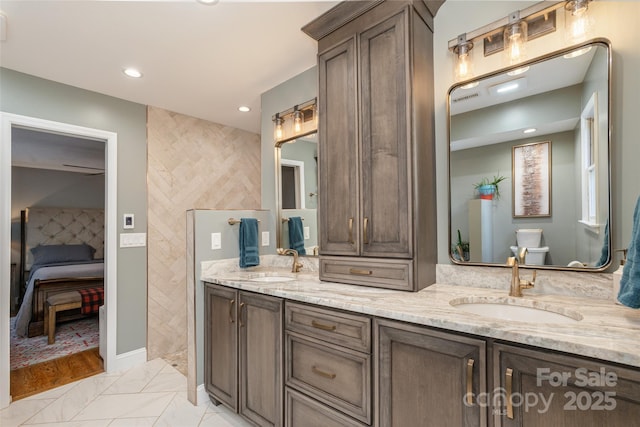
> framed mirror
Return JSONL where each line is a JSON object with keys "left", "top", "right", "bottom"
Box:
{"left": 275, "top": 133, "right": 319, "bottom": 255}
{"left": 448, "top": 40, "right": 611, "bottom": 270}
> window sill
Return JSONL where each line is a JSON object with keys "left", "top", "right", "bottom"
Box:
{"left": 578, "top": 220, "right": 601, "bottom": 234}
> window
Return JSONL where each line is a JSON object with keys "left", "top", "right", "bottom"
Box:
{"left": 580, "top": 93, "right": 598, "bottom": 228}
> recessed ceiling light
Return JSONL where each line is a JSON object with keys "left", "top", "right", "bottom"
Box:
{"left": 197, "top": 0, "right": 219, "bottom": 5}
{"left": 123, "top": 68, "right": 142, "bottom": 78}
{"left": 460, "top": 81, "right": 479, "bottom": 90}
{"left": 563, "top": 46, "right": 592, "bottom": 59}
{"left": 489, "top": 77, "right": 527, "bottom": 96}
{"left": 523, "top": 128, "right": 537, "bottom": 134}
{"left": 238, "top": 106, "right": 251, "bottom": 113}
{"left": 507, "top": 66, "right": 529, "bottom": 76}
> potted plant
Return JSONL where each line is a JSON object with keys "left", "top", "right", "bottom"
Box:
{"left": 474, "top": 173, "right": 507, "bottom": 200}
{"left": 452, "top": 229, "right": 470, "bottom": 261}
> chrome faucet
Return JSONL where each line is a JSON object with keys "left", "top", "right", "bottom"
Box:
{"left": 507, "top": 255, "right": 536, "bottom": 297}
{"left": 278, "top": 248, "right": 303, "bottom": 273}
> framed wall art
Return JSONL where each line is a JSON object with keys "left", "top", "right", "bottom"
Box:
{"left": 512, "top": 141, "right": 551, "bottom": 218}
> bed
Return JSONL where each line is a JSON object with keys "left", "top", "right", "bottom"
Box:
{"left": 14, "top": 207, "right": 105, "bottom": 338}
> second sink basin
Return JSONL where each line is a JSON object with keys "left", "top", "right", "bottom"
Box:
{"left": 450, "top": 297, "right": 583, "bottom": 324}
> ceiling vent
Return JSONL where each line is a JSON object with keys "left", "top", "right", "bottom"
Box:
{"left": 452, "top": 92, "right": 479, "bottom": 103}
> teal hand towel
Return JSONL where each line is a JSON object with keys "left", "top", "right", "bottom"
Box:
{"left": 619, "top": 196, "right": 640, "bottom": 308}
{"left": 288, "top": 217, "right": 306, "bottom": 255}
{"left": 239, "top": 218, "right": 260, "bottom": 268}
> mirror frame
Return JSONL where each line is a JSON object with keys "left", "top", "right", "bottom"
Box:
{"left": 447, "top": 38, "right": 612, "bottom": 272}
{"left": 274, "top": 129, "right": 318, "bottom": 252}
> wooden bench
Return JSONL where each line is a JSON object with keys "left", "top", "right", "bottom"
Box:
{"left": 44, "top": 291, "right": 82, "bottom": 344}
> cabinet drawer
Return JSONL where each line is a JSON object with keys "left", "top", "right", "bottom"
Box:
{"left": 285, "top": 302, "right": 370, "bottom": 353}
{"left": 286, "top": 387, "right": 367, "bottom": 427}
{"left": 286, "top": 332, "right": 371, "bottom": 424}
{"left": 320, "top": 256, "right": 413, "bottom": 291}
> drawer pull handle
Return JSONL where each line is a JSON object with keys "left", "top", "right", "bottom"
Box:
{"left": 506, "top": 367, "right": 514, "bottom": 419}
{"left": 350, "top": 268, "right": 372, "bottom": 276}
{"left": 311, "top": 320, "right": 336, "bottom": 331}
{"left": 466, "top": 358, "right": 474, "bottom": 405}
{"left": 229, "top": 299, "right": 235, "bottom": 323}
{"left": 348, "top": 217, "right": 354, "bottom": 245}
{"left": 312, "top": 366, "right": 336, "bottom": 379}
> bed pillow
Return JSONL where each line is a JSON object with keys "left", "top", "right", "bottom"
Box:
{"left": 31, "top": 243, "right": 96, "bottom": 265}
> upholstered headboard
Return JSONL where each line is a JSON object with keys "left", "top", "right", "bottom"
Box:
{"left": 22, "top": 207, "right": 105, "bottom": 272}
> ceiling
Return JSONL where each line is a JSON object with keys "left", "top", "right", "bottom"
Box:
{"left": 0, "top": 0, "right": 337, "bottom": 136}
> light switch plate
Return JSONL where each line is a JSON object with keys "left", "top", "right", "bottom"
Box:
{"left": 211, "top": 232, "right": 221, "bottom": 250}
{"left": 262, "top": 231, "right": 269, "bottom": 247}
{"left": 120, "top": 233, "right": 146, "bottom": 248}
{"left": 304, "top": 226, "right": 310, "bottom": 240}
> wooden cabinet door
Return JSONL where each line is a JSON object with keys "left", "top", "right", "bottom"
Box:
{"left": 494, "top": 343, "right": 640, "bottom": 427}
{"left": 318, "top": 36, "right": 360, "bottom": 257}
{"left": 204, "top": 284, "right": 238, "bottom": 411}
{"left": 359, "top": 9, "right": 412, "bottom": 258}
{"left": 239, "top": 292, "right": 283, "bottom": 427}
{"left": 376, "top": 319, "right": 486, "bottom": 427}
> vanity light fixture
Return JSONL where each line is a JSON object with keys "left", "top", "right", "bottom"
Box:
{"left": 123, "top": 67, "right": 142, "bottom": 78}
{"left": 272, "top": 97, "right": 317, "bottom": 143}
{"left": 453, "top": 34, "right": 475, "bottom": 82}
{"left": 448, "top": 1, "right": 598, "bottom": 80}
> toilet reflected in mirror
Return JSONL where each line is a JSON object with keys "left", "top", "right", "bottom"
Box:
{"left": 509, "top": 228, "right": 549, "bottom": 266}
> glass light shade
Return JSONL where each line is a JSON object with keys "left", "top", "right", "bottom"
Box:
{"left": 565, "top": 0, "right": 593, "bottom": 44}
{"left": 293, "top": 109, "right": 303, "bottom": 133}
{"left": 454, "top": 43, "right": 474, "bottom": 81}
{"left": 504, "top": 21, "right": 528, "bottom": 65}
{"left": 274, "top": 117, "right": 284, "bottom": 140}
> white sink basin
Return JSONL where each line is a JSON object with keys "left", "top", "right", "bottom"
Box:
{"left": 248, "top": 275, "right": 295, "bottom": 283}
{"left": 450, "top": 297, "right": 582, "bottom": 324}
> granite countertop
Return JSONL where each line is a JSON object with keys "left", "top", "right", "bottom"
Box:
{"left": 201, "top": 260, "right": 640, "bottom": 369}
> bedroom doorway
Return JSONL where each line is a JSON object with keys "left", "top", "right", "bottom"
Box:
{"left": 0, "top": 113, "right": 118, "bottom": 408}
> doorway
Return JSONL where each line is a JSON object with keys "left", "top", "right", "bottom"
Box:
{"left": 0, "top": 113, "right": 118, "bottom": 408}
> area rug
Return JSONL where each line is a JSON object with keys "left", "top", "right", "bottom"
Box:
{"left": 10, "top": 316, "right": 99, "bottom": 370}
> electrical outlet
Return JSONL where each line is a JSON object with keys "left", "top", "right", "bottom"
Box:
{"left": 262, "top": 231, "right": 269, "bottom": 247}
{"left": 211, "top": 232, "right": 221, "bottom": 250}
{"left": 304, "top": 226, "right": 310, "bottom": 239}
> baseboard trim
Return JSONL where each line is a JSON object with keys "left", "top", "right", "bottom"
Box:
{"left": 196, "top": 383, "right": 209, "bottom": 406}
{"left": 109, "top": 347, "right": 147, "bottom": 373}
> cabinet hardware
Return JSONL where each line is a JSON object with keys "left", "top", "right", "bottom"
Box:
{"left": 348, "top": 217, "right": 354, "bottom": 244}
{"left": 312, "top": 365, "right": 337, "bottom": 379}
{"left": 363, "top": 217, "right": 369, "bottom": 244}
{"left": 506, "top": 367, "right": 514, "bottom": 419}
{"left": 239, "top": 302, "right": 246, "bottom": 327}
{"left": 311, "top": 320, "right": 337, "bottom": 331}
{"left": 229, "top": 299, "right": 235, "bottom": 323}
{"left": 350, "top": 268, "right": 372, "bottom": 276}
{"left": 466, "top": 358, "right": 474, "bottom": 405}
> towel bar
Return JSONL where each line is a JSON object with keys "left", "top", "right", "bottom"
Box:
{"left": 282, "top": 217, "right": 305, "bottom": 223}
{"left": 228, "top": 218, "right": 261, "bottom": 225}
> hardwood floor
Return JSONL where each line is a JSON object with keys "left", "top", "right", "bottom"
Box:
{"left": 10, "top": 347, "right": 104, "bottom": 401}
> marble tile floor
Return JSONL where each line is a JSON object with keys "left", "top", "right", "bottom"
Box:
{"left": 1, "top": 358, "right": 253, "bottom": 427}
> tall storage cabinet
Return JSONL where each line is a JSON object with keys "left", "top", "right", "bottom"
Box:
{"left": 204, "top": 283, "right": 283, "bottom": 427}
{"left": 303, "top": 0, "right": 440, "bottom": 291}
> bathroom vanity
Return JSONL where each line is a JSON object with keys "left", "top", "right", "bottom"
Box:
{"left": 202, "top": 262, "right": 640, "bottom": 427}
